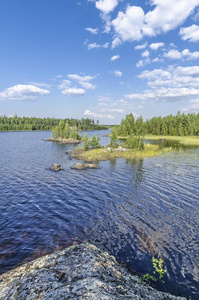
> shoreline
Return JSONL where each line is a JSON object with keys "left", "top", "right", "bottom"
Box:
{"left": 45, "top": 137, "right": 81, "bottom": 144}
{"left": 0, "top": 243, "right": 186, "bottom": 299}
{"left": 69, "top": 144, "right": 171, "bottom": 162}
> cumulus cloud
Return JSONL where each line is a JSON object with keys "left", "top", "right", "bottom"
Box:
{"left": 139, "top": 66, "right": 199, "bottom": 88}
{"left": 0, "top": 84, "right": 50, "bottom": 101}
{"left": 85, "top": 27, "right": 99, "bottom": 34}
{"left": 112, "top": 6, "right": 144, "bottom": 42}
{"left": 164, "top": 49, "right": 182, "bottom": 59}
{"left": 102, "top": 108, "right": 125, "bottom": 113}
{"left": 125, "top": 65, "right": 199, "bottom": 102}
{"left": 125, "top": 87, "right": 199, "bottom": 102}
{"left": 62, "top": 88, "right": 86, "bottom": 97}
{"left": 136, "top": 58, "right": 150, "bottom": 68}
{"left": 135, "top": 42, "right": 148, "bottom": 50}
{"left": 58, "top": 80, "right": 71, "bottom": 90}
{"left": 67, "top": 74, "right": 96, "bottom": 89}
{"left": 84, "top": 109, "right": 114, "bottom": 119}
{"left": 163, "top": 48, "right": 199, "bottom": 60}
{"left": 142, "top": 50, "right": 150, "bottom": 57}
{"left": 95, "top": 0, "right": 119, "bottom": 14}
{"left": 113, "top": 69, "right": 122, "bottom": 76}
{"left": 143, "top": 0, "right": 199, "bottom": 36}
{"left": 87, "top": 42, "right": 109, "bottom": 50}
{"left": 58, "top": 74, "right": 96, "bottom": 96}
{"left": 108, "top": 1, "right": 199, "bottom": 47}
{"left": 179, "top": 24, "right": 199, "bottom": 42}
{"left": 110, "top": 54, "right": 120, "bottom": 61}
{"left": 149, "top": 42, "right": 164, "bottom": 50}
{"left": 111, "top": 37, "right": 122, "bottom": 48}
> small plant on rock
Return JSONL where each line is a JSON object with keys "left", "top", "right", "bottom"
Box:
{"left": 143, "top": 256, "right": 166, "bottom": 284}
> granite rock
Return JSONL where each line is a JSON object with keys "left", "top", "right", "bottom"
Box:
{"left": 0, "top": 243, "right": 186, "bottom": 300}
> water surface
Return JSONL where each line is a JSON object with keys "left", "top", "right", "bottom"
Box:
{"left": 0, "top": 131, "right": 198, "bottom": 299}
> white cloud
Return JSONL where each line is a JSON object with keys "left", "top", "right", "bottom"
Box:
{"left": 0, "top": 84, "right": 50, "bottom": 101}
{"left": 106, "top": 114, "right": 114, "bottom": 119}
{"left": 163, "top": 48, "right": 199, "bottom": 60}
{"left": 84, "top": 109, "right": 103, "bottom": 118}
{"left": 182, "top": 99, "right": 199, "bottom": 111}
{"left": 164, "top": 49, "right": 182, "bottom": 59}
{"left": 110, "top": 54, "right": 120, "bottom": 61}
{"left": 125, "top": 65, "right": 199, "bottom": 102}
{"left": 182, "top": 48, "right": 199, "bottom": 60}
{"left": 85, "top": 27, "right": 99, "bottom": 34}
{"left": 179, "top": 24, "right": 199, "bottom": 42}
{"left": 95, "top": 0, "right": 119, "bottom": 14}
{"left": 142, "top": 50, "right": 150, "bottom": 57}
{"left": 135, "top": 42, "right": 148, "bottom": 50}
{"left": 125, "top": 87, "right": 199, "bottom": 102}
{"left": 136, "top": 58, "right": 150, "bottom": 68}
{"left": 87, "top": 42, "right": 109, "bottom": 50}
{"left": 58, "top": 80, "right": 71, "bottom": 90}
{"left": 97, "top": 96, "right": 111, "bottom": 102}
{"left": 149, "top": 42, "right": 164, "bottom": 50}
{"left": 67, "top": 74, "right": 96, "bottom": 89}
{"left": 139, "top": 66, "right": 199, "bottom": 88}
{"left": 102, "top": 108, "right": 125, "bottom": 113}
{"left": 62, "top": 88, "right": 86, "bottom": 97}
{"left": 108, "top": 1, "right": 199, "bottom": 46}
{"left": 113, "top": 69, "right": 122, "bottom": 77}
{"left": 28, "top": 82, "right": 52, "bottom": 88}
{"left": 84, "top": 109, "right": 114, "bottom": 119}
{"left": 111, "top": 37, "right": 122, "bottom": 48}
{"left": 112, "top": 6, "right": 145, "bottom": 42}
{"left": 143, "top": 0, "right": 199, "bottom": 36}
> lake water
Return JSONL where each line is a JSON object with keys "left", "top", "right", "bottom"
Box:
{"left": 0, "top": 130, "right": 199, "bottom": 299}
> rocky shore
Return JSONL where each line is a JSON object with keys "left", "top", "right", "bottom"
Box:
{"left": 0, "top": 243, "right": 186, "bottom": 300}
{"left": 45, "top": 137, "right": 80, "bottom": 144}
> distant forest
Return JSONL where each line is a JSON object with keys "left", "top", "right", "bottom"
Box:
{"left": 0, "top": 115, "right": 108, "bottom": 132}
{"left": 1, "top": 112, "right": 199, "bottom": 136}
{"left": 145, "top": 112, "right": 199, "bottom": 136}
{"left": 118, "top": 112, "right": 199, "bottom": 137}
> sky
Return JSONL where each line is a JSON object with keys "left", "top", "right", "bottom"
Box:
{"left": 0, "top": 0, "right": 199, "bottom": 124}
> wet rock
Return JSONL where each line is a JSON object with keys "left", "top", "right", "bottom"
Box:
{"left": 0, "top": 243, "right": 186, "bottom": 300}
{"left": 71, "top": 163, "right": 99, "bottom": 170}
{"left": 50, "top": 164, "right": 64, "bottom": 171}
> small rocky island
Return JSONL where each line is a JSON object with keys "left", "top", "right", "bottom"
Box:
{"left": 45, "top": 137, "right": 80, "bottom": 144}
{"left": 50, "top": 164, "right": 64, "bottom": 171}
{"left": 0, "top": 243, "right": 186, "bottom": 300}
{"left": 71, "top": 163, "right": 99, "bottom": 170}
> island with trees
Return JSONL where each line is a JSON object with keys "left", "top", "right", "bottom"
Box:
{"left": 69, "top": 112, "right": 199, "bottom": 164}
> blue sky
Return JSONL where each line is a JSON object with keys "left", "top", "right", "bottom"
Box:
{"left": 0, "top": 0, "right": 199, "bottom": 124}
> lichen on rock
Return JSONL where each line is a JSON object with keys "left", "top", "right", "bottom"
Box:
{"left": 0, "top": 243, "right": 186, "bottom": 300}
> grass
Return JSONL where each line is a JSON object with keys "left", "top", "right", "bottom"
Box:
{"left": 71, "top": 144, "right": 171, "bottom": 162}
{"left": 145, "top": 135, "right": 199, "bottom": 146}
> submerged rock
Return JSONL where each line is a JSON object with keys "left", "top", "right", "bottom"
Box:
{"left": 0, "top": 243, "right": 186, "bottom": 300}
{"left": 50, "top": 164, "right": 64, "bottom": 171}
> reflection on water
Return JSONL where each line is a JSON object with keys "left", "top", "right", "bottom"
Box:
{"left": 0, "top": 131, "right": 199, "bottom": 299}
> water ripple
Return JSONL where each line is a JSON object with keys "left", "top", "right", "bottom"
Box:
{"left": 0, "top": 131, "right": 199, "bottom": 299}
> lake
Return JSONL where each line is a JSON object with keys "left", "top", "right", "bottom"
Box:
{"left": 0, "top": 130, "right": 198, "bottom": 299}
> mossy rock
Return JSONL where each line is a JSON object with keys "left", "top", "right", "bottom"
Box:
{"left": 50, "top": 164, "right": 64, "bottom": 171}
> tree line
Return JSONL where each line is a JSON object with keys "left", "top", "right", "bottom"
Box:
{"left": 117, "top": 112, "right": 199, "bottom": 137}
{"left": 144, "top": 112, "right": 199, "bottom": 136}
{"left": 0, "top": 115, "right": 109, "bottom": 132}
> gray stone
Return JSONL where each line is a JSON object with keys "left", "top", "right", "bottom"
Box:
{"left": 0, "top": 243, "right": 186, "bottom": 300}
